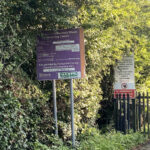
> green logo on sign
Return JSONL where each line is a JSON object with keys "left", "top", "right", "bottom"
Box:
{"left": 59, "top": 72, "right": 79, "bottom": 79}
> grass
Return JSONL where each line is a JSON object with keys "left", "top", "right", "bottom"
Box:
{"left": 77, "top": 129, "right": 148, "bottom": 150}
{"left": 39, "top": 128, "right": 148, "bottom": 150}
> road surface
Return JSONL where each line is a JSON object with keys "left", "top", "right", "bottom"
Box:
{"left": 140, "top": 143, "right": 150, "bottom": 150}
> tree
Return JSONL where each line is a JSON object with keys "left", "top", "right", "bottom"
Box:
{"left": 0, "top": 0, "right": 150, "bottom": 148}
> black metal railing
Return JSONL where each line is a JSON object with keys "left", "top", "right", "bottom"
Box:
{"left": 113, "top": 93, "right": 150, "bottom": 135}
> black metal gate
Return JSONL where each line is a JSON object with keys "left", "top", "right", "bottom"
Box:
{"left": 113, "top": 93, "right": 150, "bottom": 135}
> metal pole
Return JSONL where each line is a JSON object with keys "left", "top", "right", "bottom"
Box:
{"left": 114, "top": 95, "right": 118, "bottom": 132}
{"left": 119, "top": 94, "right": 122, "bottom": 131}
{"left": 70, "top": 79, "right": 75, "bottom": 147}
{"left": 133, "top": 98, "right": 136, "bottom": 132}
{"left": 147, "top": 92, "right": 149, "bottom": 137}
{"left": 127, "top": 94, "right": 130, "bottom": 133}
{"left": 116, "top": 94, "right": 119, "bottom": 132}
{"left": 139, "top": 93, "right": 141, "bottom": 131}
{"left": 123, "top": 94, "right": 127, "bottom": 134}
{"left": 143, "top": 92, "right": 145, "bottom": 134}
{"left": 53, "top": 80, "right": 58, "bottom": 136}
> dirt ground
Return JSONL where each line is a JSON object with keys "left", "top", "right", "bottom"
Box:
{"left": 132, "top": 140, "right": 150, "bottom": 150}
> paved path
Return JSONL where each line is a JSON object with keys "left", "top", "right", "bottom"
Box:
{"left": 138, "top": 143, "right": 150, "bottom": 150}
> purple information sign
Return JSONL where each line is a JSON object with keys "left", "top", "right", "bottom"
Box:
{"left": 36, "top": 28, "right": 85, "bottom": 80}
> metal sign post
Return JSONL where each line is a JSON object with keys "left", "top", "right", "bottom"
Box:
{"left": 70, "top": 79, "right": 75, "bottom": 147}
{"left": 53, "top": 80, "right": 58, "bottom": 136}
{"left": 36, "top": 28, "right": 85, "bottom": 144}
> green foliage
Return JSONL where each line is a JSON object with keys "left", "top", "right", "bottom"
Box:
{"left": 0, "top": 89, "right": 63, "bottom": 149}
{"left": 33, "top": 135, "right": 71, "bottom": 150}
{"left": 78, "top": 128, "right": 147, "bottom": 150}
{"left": 0, "top": 91, "right": 30, "bottom": 149}
{"left": 34, "top": 128, "right": 148, "bottom": 150}
{"left": 0, "top": 0, "right": 150, "bottom": 148}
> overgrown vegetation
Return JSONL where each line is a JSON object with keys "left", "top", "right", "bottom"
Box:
{"left": 38, "top": 129, "right": 148, "bottom": 150}
{"left": 0, "top": 0, "right": 150, "bottom": 149}
{"left": 77, "top": 129, "right": 147, "bottom": 150}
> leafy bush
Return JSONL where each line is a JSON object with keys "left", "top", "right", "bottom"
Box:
{"left": 0, "top": 0, "right": 150, "bottom": 149}
{"left": 0, "top": 90, "right": 53, "bottom": 150}
{"left": 0, "top": 90, "right": 148, "bottom": 150}
{"left": 0, "top": 91, "right": 31, "bottom": 149}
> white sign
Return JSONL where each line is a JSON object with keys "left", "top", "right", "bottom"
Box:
{"left": 114, "top": 55, "right": 135, "bottom": 90}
